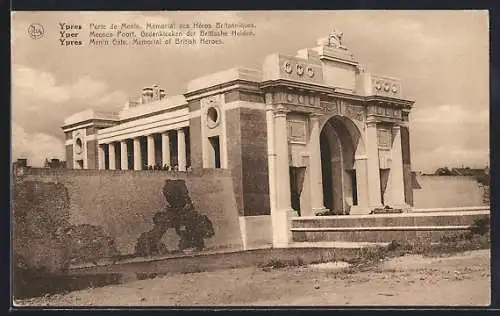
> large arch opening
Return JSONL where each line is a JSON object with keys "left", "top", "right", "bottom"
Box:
{"left": 320, "top": 116, "right": 362, "bottom": 214}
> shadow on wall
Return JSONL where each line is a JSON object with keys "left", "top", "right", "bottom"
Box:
{"left": 135, "top": 179, "right": 215, "bottom": 257}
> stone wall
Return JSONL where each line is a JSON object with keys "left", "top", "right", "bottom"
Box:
{"left": 12, "top": 168, "right": 243, "bottom": 271}
{"left": 240, "top": 107, "right": 270, "bottom": 216}
{"left": 413, "top": 175, "right": 486, "bottom": 208}
{"left": 65, "top": 145, "right": 73, "bottom": 169}
{"left": 86, "top": 140, "right": 98, "bottom": 169}
{"left": 225, "top": 108, "right": 244, "bottom": 216}
{"left": 188, "top": 116, "right": 202, "bottom": 170}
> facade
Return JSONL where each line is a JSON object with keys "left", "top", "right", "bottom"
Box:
{"left": 62, "top": 32, "right": 415, "bottom": 247}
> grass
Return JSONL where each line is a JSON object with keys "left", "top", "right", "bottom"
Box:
{"left": 386, "top": 218, "right": 491, "bottom": 258}
{"left": 258, "top": 218, "right": 491, "bottom": 272}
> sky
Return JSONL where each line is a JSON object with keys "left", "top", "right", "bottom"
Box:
{"left": 11, "top": 10, "right": 489, "bottom": 173}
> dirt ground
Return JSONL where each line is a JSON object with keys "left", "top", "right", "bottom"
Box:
{"left": 15, "top": 249, "right": 490, "bottom": 307}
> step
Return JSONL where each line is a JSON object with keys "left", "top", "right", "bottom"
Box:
{"left": 288, "top": 241, "right": 389, "bottom": 249}
{"left": 292, "top": 227, "right": 472, "bottom": 243}
{"left": 291, "top": 225, "right": 471, "bottom": 232}
{"left": 292, "top": 211, "right": 489, "bottom": 228}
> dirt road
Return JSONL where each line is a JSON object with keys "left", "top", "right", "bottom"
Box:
{"left": 15, "top": 249, "right": 490, "bottom": 307}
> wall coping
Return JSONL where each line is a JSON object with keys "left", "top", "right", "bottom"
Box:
{"left": 14, "top": 167, "right": 232, "bottom": 178}
{"left": 294, "top": 209, "right": 490, "bottom": 220}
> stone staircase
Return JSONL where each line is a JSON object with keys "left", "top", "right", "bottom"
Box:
{"left": 291, "top": 207, "right": 490, "bottom": 243}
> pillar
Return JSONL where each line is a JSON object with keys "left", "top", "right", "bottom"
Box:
{"left": 98, "top": 144, "right": 105, "bottom": 170}
{"left": 177, "top": 128, "right": 186, "bottom": 171}
{"left": 161, "top": 132, "right": 170, "bottom": 168}
{"left": 308, "top": 114, "right": 327, "bottom": 214}
{"left": 387, "top": 125, "right": 406, "bottom": 207}
{"left": 120, "top": 140, "right": 128, "bottom": 170}
{"left": 266, "top": 104, "right": 277, "bottom": 213}
{"left": 354, "top": 156, "right": 369, "bottom": 213}
{"left": 133, "top": 137, "right": 142, "bottom": 171}
{"left": 108, "top": 142, "right": 116, "bottom": 170}
{"left": 272, "top": 106, "right": 292, "bottom": 248}
{"left": 366, "top": 120, "right": 382, "bottom": 209}
{"left": 147, "top": 134, "right": 155, "bottom": 167}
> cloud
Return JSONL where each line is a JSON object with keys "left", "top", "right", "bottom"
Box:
{"left": 13, "top": 64, "right": 127, "bottom": 106}
{"left": 411, "top": 104, "right": 488, "bottom": 126}
{"left": 12, "top": 123, "right": 65, "bottom": 167}
{"left": 409, "top": 104, "right": 489, "bottom": 172}
{"left": 412, "top": 145, "right": 489, "bottom": 172}
{"left": 12, "top": 64, "right": 128, "bottom": 163}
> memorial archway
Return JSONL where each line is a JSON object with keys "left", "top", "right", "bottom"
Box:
{"left": 320, "top": 115, "right": 364, "bottom": 214}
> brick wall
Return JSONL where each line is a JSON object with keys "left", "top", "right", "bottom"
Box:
{"left": 225, "top": 108, "right": 244, "bottom": 216}
{"left": 240, "top": 107, "right": 270, "bottom": 216}
{"left": 65, "top": 145, "right": 73, "bottom": 169}
{"left": 189, "top": 117, "right": 202, "bottom": 169}
{"left": 86, "top": 140, "right": 98, "bottom": 170}
{"left": 14, "top": 168, "right": 243, "bottom": 263}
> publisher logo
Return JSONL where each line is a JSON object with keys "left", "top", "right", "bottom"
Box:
{"left": 28, "top": 23, "right": 44, "bottom": 39}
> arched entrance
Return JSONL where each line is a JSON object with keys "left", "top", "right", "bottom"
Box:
{"left": 320, "top": 116, "right": 362, "bottom": 214}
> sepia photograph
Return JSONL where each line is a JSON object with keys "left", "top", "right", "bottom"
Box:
{"left": 10, "top": 10, "right": 490, "bottom": 307}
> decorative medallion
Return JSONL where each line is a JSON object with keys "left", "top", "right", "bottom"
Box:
{"left": 283, "top": 61, "right": 293, "bottom": 74}
{"left": 384, "top": 82, "right": 390, "bottom": 92}
{"left": 375, "top": 80, "right": 382, "bottom": 91}
{"left": 306, "top": 66, "right": 315, "bottom": 78}
{"left": 391, "top": 84, "right": 398, "bottom": 93}
{"left": 296, "top": 64, "right": 305, "bottom": 76}
{"left": 287, "top": 93, "right": 294, "bottom": 102}
{"left": 298, "top": 95, "right": 304, "bottom": 104}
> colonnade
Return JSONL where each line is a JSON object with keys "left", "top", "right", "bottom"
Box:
{"left": 98, "top": 127, "right": 188, "bottom": 171}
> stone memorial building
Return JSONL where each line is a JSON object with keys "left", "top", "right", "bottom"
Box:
{"left": 62, "top": 31, "right": 414, "bottom": 246}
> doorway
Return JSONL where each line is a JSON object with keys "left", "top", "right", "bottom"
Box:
{"left": 320, "top": 116, "right": 359, "bottom": 215}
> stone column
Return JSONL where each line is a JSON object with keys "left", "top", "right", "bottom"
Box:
{"left": 120, "top": 140, "right": 128, "bottom": 170}
{"left": 161, "top": 132, "right": 170, "bottom": 168}
{"left": 354, "top": 155, "right": 369, "bottom": 213}
{"left": 147, "top": 134, "right": 155, "bottom": 167}
{"left": 133, "top": 137, "right": 142, "bottom": 171}
{"left": 272, "top": 106, "right": 292, "bottom": 248}
{"left": 177, "top": 128, "right": 187, "bottom": 171}
{"left": 308, "top": 114, "right": 327, "bottom": 214}
{"left": 108, "top": 142, "right": 116, "bottom": 170}
{"left": 366, "top": 119, "right": 382, "bottom": 209}
{"left": 387, "top": 125, "right": 406, "bottom": 207}
{"left": 266, "top": 104, "right": 277, "bottom": 213}
{"left": 98, "top": 144, "right": 105, "bottom": 170}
